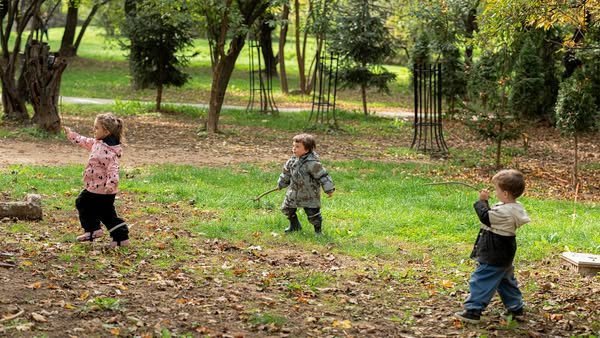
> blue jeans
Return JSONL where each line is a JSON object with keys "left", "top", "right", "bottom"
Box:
{"left": 464, "top": 263, "right": 523, "bottom": 313}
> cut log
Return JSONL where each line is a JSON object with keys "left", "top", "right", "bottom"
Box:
{"left": 0, "top": 194, "right": 43, "bottom": 220}
{"left": 561, "top": 252, "right": 600, "bottom": 277}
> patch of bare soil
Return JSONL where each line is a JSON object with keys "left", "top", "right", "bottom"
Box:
{"left": 1, "top": 231, "right": 598, "bottom": 337}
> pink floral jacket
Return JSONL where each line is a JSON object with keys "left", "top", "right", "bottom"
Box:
{"left": 67, "top": 131, "right": 122, "bottom": 195}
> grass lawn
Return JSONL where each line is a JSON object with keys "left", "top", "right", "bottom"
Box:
{"left": 2, "top": 162, "right": 598, "bottom": 264}
{"left": 40, "top": 26, "right": 413, "bottom": 109}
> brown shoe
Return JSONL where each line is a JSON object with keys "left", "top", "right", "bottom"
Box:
{"left": 108, "top": 240, "right": 130, "bottom": 248}
{"left": 77, "top": 229, "right": 104, "bottom": 242}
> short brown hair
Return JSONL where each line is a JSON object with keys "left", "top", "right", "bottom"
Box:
{"left": 293, "top": 133, "right": 316, "bottom": 152}
{"left": 492, "top": 169, "right": 525, "bottom": 198}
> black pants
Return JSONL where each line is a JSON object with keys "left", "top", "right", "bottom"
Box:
{"left": 282, "top": 207, "right": 322, "bottom": 231}
{"left": 75, "top": 190, "right": 129, "bottom": 242}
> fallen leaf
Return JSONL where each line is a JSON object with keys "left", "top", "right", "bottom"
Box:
{"left": 441, "top": 280, "right": 455, "bottom": 288}
{"left": 332, "top": 319, "right": 352, "bottom": 329}
{"left": 195, "top": 326, "right": 211, "bottom": 334}
{"left": 31, "top": 312, "right": 47, "bottom": 322}
{"left": 79, "top": 291, "right": 90, "bottom": 301}
{"left": 110, "top": 327, "right": 120, "bottom": 336}
{"left": 27, "top": 282, "right": 42, "bottom": 289}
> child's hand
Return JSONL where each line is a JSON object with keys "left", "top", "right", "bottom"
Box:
{"left": 62, "top": 126, "right": 71, "bottom": 134}
{"left": 479, "top": 189, "right": 489, "bottom": 201}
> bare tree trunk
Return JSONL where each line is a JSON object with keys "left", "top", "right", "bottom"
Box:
{"left": 207, "top": 37, "right": 245, "bottom": 133}
{"left": 1, "top": 0, "right": 43, "bottom": 122}
{"left": 294, "top": 0, "right": 307, "bottom": 93}
{"left": 59, "top": 2, "right": 78, "bottom": 57}
{"left": 278, "top": 2, "right": 290, "bottom": 94}
{"left": 1, "top": 79, "right": 29, "bottom": 121}
{"left": 495, "top": 120, "right": 504, "bottom": 169}
{"left": 259, "top": 13, "right": 277, "bottom": 78}
{"left": 361, "top": 83, "right": 368, "bottom": 115}
{"left": 73, "top": 0, "right": 110, "bottom": 56}
{"left": 156, "top": 83, "right": 163, "bottom": 111}
{"left": 25, "top": 41, "right": 68, "bottom": 133}
{"left": 463, "top": 1, "right": 479, "bottom": 70}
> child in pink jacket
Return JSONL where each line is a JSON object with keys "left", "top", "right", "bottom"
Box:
{"left": 63, "top": 113, "right": 130, "bottom": 248}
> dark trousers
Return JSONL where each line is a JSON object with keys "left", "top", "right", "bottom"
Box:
{"left": 75, "top": 190, "right": 129, "bottom": 242}
{"left": 282, "top": 207, "right": 322, "bottom": 232}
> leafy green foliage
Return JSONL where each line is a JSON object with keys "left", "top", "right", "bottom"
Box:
{"left": 555, "top": 70, "right": 599, "bottom": 136}
{"left": 441, "top": 44, "right": 467, "bottom": 114}
{"left": 329, "top": 0, "right": 397, "bottom": 114}
{"left": 121, "top": 0, "right": 193, "bottom": 91}
{"left": 463, "top": 49, "right": 522, "bottom": 168}
{"left": 509, "top": 35, "right": 544, "bottom": 119}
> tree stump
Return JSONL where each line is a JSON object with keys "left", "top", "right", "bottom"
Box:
{"left": 0, "top": 194, "right": 43, "bottom": 220}
{"left": 23, "top": 41, "right": 68, "bottom": 133}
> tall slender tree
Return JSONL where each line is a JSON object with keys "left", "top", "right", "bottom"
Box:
{"left": 329, "top": 0, "right": 396, "bottom": 115}
{"left": 195, "top": 0, "right": 274, "bottom": 133}
{"left": 122, "top": 0, "right": 193, "bottom": 111}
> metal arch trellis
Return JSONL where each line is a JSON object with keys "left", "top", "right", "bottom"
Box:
{"left": 246, "top": 37, "right": 278, "bottom": 115}
{"left": 411, "top": 63, "right": 448, "bottom": 155}
{"left": 309, "top": 50, "right": 339, "bottom": 127}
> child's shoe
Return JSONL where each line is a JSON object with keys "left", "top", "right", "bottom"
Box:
{"left": 108, "top": 240, "right": 130, "bottom": 248}
{"left": 77, "top": 229, "right": 104, "bottom": 242}
{"left": 503, "top": 307, "right": 524, "bottom": 320}
{"left": 284, "top": 217, "right": 302, "bottom": 233}
{"left": 454, "top": 309, "right": 481, "bottom": 323}
{"left": 314, "top": 223, "right": 322, "bottom": 235}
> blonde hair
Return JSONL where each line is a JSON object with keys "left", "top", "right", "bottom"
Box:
{"left": 95, "top": 113, "right": 124, "bottom": 143}
{"left": 492, "top": 169, "right": 525, "bottom": 199}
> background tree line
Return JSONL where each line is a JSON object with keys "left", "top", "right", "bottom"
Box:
{"left": 1, "top": 0, "right": 598, "bottom": 179}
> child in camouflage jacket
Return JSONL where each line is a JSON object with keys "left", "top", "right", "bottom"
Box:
{"left": 277, "top": 134, "right": 335, "bottom": 234}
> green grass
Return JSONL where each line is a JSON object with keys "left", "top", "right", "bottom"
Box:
{"left": 1, "top": 162, "right": 598, "bottom": 267}
{"left": 38, "top": 26, "right": 412, "bottom": 109}
{"left": 249, "top": 312, "right": 287, "bottom": 326}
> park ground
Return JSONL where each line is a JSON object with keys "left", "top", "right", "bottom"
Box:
{"left": 0, "top": 107, "right": 599, "bottom": 337}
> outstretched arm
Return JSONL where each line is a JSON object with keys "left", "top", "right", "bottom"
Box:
{"left": 64, "top": 127, "right": 94, "bottom": 151}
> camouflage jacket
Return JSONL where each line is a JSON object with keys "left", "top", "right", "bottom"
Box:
{"left": 277, "top": 151, "right": 335, "bottom": 208}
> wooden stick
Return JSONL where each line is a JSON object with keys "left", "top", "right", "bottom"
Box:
{"left": 423, "top": 182, "right": 480, "bottom": 190}
{"left": 0, "top": 262, "right": 16, "bottom": 268}
{"left": 0, "top": 309, "right": 24, "bottom": 322}
{"left": 252, "top": 187, "right": 280, "bottom": 202}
